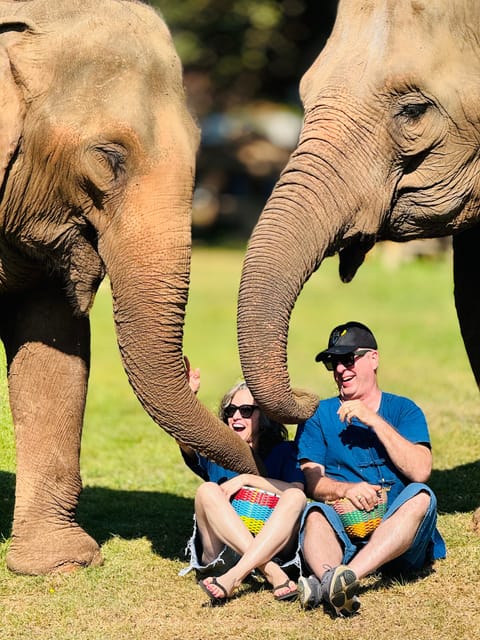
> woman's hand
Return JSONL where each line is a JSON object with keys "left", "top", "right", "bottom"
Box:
{"left": 184, "top": 355, "right": 200, "bottom": 394}
{"left": 221, "top": 473, "right": 301, "bottom": 500}
{"left": 220, "top": 475, "right": 247, "bottom": 500}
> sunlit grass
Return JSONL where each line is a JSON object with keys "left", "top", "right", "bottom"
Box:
{"left": 1, "top": 245, "right": 479, "bottom": 640}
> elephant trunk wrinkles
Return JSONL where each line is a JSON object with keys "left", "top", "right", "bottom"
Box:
{"left": 100, "top": 169, "right": 260, "bottom": 474}
{"left": 238, "top": 116, "right": 378, "bottom": 425}
{"left": 239, "top": 199, "right": 325, "bottom": 424}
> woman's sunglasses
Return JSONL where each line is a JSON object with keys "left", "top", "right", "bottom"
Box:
{"left": 323, "top": 349, "right": 373, "bottom": 371}
{"left": 224, "top": 404, "right": 258, "bottom": 419}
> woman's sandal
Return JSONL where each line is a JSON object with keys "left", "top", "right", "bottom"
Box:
{"left": 273, "top": 579, "right": 299, "bottom": 602}
{"left": 198, "top": 577, "right": 229, "bottom": 605}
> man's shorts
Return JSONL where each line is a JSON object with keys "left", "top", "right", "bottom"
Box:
{"left": 299, "top": 483, "right": 446, "bottom": 574}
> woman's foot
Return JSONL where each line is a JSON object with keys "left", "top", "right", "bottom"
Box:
{"left": 263, "top": 563, "right": 296, "bottom": 600}
{"left": 199, "top": 576, "right": 232, "bottom": 604}
{"left": 273, "top": 579, "right": 298, "bottom": 601}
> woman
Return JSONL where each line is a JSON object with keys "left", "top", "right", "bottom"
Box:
{"left": 179, "top": 362, "right": 306, "bottom": 604}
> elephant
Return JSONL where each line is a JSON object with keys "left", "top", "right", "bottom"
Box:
{"left": 237, "top": 1, "right": 480, "bottom": 515}
{"left": 0, "top": 0, "right": 261, "bottom": 576}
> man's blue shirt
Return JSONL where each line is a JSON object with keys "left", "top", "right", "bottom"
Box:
{"left": 296, "top": 392, "right": 430, "bottom": 503}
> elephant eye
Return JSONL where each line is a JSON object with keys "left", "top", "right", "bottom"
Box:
{"left": 397, "top": 101, "right": 429, "bottom": 121}
{"left": 83, "top": 143, "right": 127, "bottom": 207}
{"left": 391, "top": 92, "right": 446, "bottom": 168}
{"left": 92, "top": 144, "right": 127, "bottom": 181}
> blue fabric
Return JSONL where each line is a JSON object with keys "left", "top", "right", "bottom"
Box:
{"left": 296, "top": 393, "right": 430, "bottom": 503}
{"left": 296, "top": 392, "right": 445, "bottom": 565}
{"left": 299, "top": 484, "right": 446, "bottom": 572}
{"left": 196, "top": 440, "right": 305, "bottom": 485}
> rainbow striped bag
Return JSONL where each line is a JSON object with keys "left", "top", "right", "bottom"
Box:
{"left": 327, "top": 487, "right": 389, "bottom": 540}
{"left": 231, "top": 486, "right": 280, "bottom": 535}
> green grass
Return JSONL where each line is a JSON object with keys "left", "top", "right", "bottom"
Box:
{"left": 1, "top": 245, "right": 479, "bottom": 639}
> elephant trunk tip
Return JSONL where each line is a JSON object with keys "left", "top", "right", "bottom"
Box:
{"left": 266, "top": 387, "right": 320, "bottom": 425}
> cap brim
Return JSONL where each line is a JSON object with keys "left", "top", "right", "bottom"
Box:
{"left": 315, "top": 346, "right": 355, "bottom": 362}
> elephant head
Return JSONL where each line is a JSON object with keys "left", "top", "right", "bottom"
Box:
{"left": 238, "top": 0, "right": 480, "bottom": 424}
{"left": 0, "top": 0, "right": 259, "bottom": 575}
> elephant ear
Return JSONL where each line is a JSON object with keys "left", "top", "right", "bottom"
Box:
{"left": 0, "top": 23, "right": 29, "bottom": 188}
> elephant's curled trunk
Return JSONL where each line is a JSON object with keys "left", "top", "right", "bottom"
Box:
{"left": 100, "top": 170, "right": 261, "bottom": 474}
{"left": 238, "top": 100, "right": 384, "bottom": 425}
{"left": 237, "top": 182, "right": 328, "bottom": 424}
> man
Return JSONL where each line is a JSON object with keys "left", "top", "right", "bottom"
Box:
{"left": 296, "top": 321, "right": 445, "bottom": 616}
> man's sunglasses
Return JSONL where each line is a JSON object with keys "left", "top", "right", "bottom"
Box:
{"left": 224, "top": 404, "right": 259, "bottom": 419}
{"left": 323, "top": 349, "right": 373, "bottom": 371}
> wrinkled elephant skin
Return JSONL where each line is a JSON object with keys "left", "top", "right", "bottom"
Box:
{"left": 238, "top": 0, "right": 480, "bottom": 519}
{"left": 0, "top": 0, "right": 260, "bottom": 576}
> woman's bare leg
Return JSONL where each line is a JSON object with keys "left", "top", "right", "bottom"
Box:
{"left": 202, "top": 488, "right": 307, "bottom": 598}
{"left": 194, "top": 482, "right": 254, "bottom": 564}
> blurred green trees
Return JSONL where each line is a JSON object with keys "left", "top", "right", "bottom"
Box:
{"left": 152, "top": 1, "right": 338, "bottom": 240}
{"left": 156, "top": 0, "right": 337, "bottom": 110}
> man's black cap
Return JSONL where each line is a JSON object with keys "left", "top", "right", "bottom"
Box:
{"left": 315, "top": 321, "right": 377, "bottom": 362}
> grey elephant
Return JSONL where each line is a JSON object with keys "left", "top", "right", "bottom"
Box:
{"left": 0, "top": 0, "right": 260, "bottom": 576}
{"left": 237, "top": 2, "right": 480, "bottom": 514}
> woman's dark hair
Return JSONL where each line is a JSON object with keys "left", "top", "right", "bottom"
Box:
{"left": 218, "top": 381, "right": 288, "bottom": 458}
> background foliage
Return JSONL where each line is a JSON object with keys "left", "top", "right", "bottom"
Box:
{"left": 153, "top": 0, "right": 340, "bottom": 242}
{"left": 157, "top": 0, "right": 337, "bottom": 108}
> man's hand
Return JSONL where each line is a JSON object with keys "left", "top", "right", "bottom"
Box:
{"left": 338, "top": 400, "right": 378, "bottom": 428}
{"left": 344, "top": 481, "right": 382, "bottom": 512}
{"left": 338, "top": 399, "right": 432, "bottom": 483}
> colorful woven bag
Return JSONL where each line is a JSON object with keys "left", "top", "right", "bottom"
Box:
{"left": 327, "top": 487, "right": 389, "bottom": 540}
{"left": 231, "top": 486, "right": 280, "bottom": 535}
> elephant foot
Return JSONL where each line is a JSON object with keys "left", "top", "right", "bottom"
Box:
{"left": 6, "top": 523, "right": 103, "bottom": 575}
{"left": 473, "top": 507, "right": 480, "bottom": 535}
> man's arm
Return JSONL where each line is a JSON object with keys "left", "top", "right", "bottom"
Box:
{"left": 300, "top": 460, "right": 381, "bottom": 511}
{"left": 338, "top": 400, "right": 432, "bottom": 482}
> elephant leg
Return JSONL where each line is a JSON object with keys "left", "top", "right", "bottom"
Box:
{"left": 453, "top": 226, "right": 480, "bottom": 389}
{"left": 1, "top": 284, "right": 102, "bottom": 574}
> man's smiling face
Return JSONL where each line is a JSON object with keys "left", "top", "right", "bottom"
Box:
{"left": 334, "top": 349, "right": 379, "bottom": 400}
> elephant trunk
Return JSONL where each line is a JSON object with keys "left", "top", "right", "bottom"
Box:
{"left": 238, "top": 110, "right": 380, "bottom": 424}
{"left": 238, "top": 188, "right": 325, "bottom": 424}
{"left": 99, "top": 166, "right": 260, "bottom": 474}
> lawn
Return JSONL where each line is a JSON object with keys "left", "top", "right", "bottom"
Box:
{"left": 0, "top": 245, "right": 479, "bottom": 639}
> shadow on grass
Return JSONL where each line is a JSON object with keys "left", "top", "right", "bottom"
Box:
{"left": 78, "top": 485, "right": 195, "bottom": 560}
{"left": 1, "top": 460, "right": 478, "bottom": 561}
{"left": 429, "top": 460, "right": 480, "bottom": 514}
{"left": 0, "top": 470, "right": 194, "bottom": 561}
